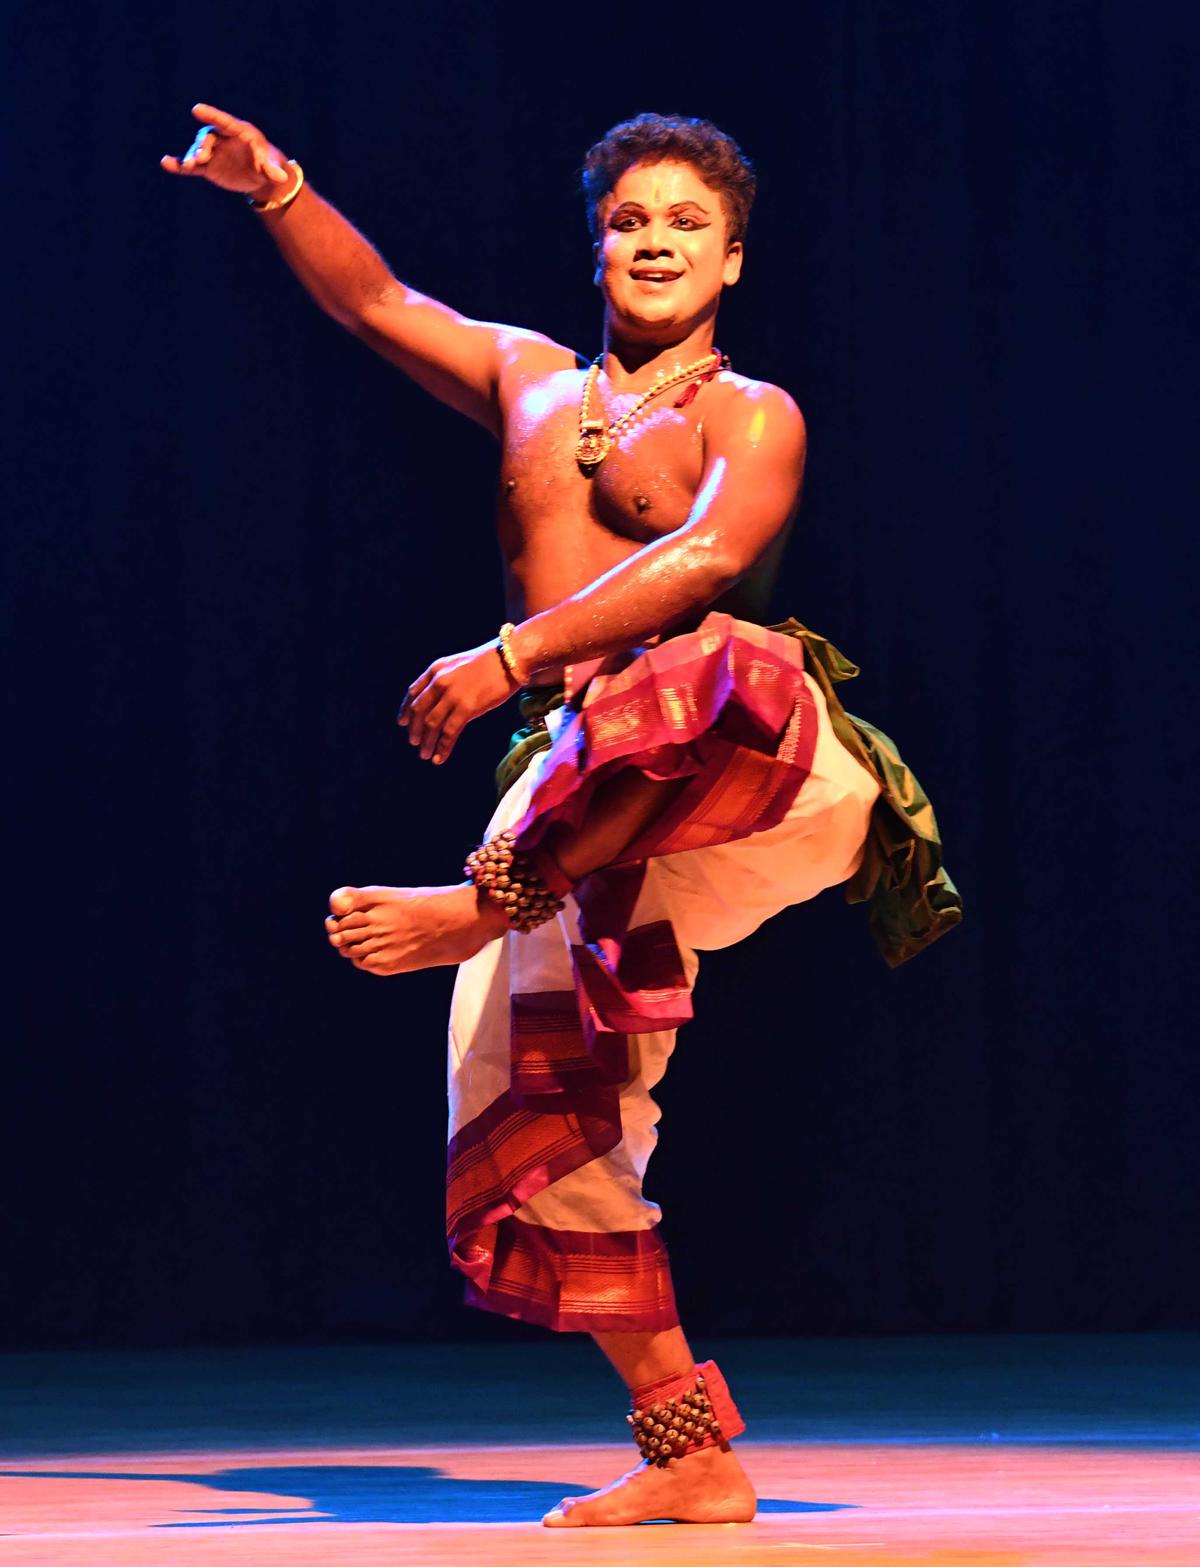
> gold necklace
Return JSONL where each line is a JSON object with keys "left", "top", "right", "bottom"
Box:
{"left": 576, "top": 349, "right": 723, "bottom": 473}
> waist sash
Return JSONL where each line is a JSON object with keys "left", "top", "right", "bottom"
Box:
{"left": 494, "top": 616, "right": 961, "bottom": 968}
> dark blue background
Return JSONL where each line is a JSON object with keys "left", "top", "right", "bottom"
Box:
{"left": 5, "top": 1, "right": 1197, "bottom": 1347}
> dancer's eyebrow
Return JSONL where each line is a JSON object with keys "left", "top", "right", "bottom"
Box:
{"left": 608, "top": 201, "right": 712, "bottom": 221}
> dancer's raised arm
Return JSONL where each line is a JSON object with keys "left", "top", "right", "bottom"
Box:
{"left": 162, "top": 103, "right": 550, "bottom": 434}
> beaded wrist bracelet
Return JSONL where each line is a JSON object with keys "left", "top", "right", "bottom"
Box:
{"left": 464, "top": 828, "right": 565, "bottom": 933}
{"left": 626, "top": 1373, "right": 726, "bottom": 1468}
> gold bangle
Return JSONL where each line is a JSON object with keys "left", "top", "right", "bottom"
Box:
{"left": 249, "top": 160, "right": 304, "bottom": 213}
{"left": 497, "top": 622, "right": 530, "bottom": 687}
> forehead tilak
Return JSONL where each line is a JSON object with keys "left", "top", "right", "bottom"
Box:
{"left": 611, "top": 161, "right": 715, "bottom": 206}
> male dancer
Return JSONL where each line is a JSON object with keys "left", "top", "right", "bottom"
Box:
{"left": 164, "top": 105, "right": 958, "bottom": 1526}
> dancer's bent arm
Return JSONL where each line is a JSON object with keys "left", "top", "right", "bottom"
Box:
{"left": 401, "top": 384, "right": 807, "bottom": 764}
{"left": 162, "top": 102, "right": 548, "bottom": 434}
{"left": 509, "top": 386, "right": 806, "bottom": 673}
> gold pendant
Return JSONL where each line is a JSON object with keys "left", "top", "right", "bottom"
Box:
{"left": 576, "top": 419, "right": 610, "bottom": 473}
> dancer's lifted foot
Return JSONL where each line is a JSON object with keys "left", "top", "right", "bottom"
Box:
{"left": 325, "top": 882, "right": 507, "bottom": 975}
{"left": 325, "top": 769, "right": 689, "bottom": 977}
{"left": 543, "top": 1443, "right": 756, "bottom": 1527}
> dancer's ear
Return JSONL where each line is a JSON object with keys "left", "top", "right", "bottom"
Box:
{"left": 723, "top": 240, "right": 744, "bottom": 288}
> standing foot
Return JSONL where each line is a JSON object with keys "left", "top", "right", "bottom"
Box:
{"left": 543, "top": 1444, "right": 756, "bottom": 1527}
{"left": 325, "top": 882, "right": 509, "bottom": 975}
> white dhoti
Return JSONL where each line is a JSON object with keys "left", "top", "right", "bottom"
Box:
{"left": 446, "top": 616, "right": 880, "bottom": 1332}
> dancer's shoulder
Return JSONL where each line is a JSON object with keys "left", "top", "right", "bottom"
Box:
{"left": 705, "top": 370, "right": 807, "bottom": 458}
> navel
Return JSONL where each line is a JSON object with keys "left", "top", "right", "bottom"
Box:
{"left": 504, "top": 476, "right": 518, "bottom": 496}
{"left": 633, "top": 492, "right": 652, "bottom": 514}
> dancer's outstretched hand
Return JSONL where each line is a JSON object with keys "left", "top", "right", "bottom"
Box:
{"left": 399, "top": 641, "right": 518, "bottom": 765}
{"left": 160, "top": 103, "right": 290, "bottom": 197}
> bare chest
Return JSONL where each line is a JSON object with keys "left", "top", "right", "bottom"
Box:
{"left": 498, "top": 371, "right": 708, "bottom": 552}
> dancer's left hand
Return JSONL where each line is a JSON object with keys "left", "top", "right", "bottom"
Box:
{"left": 399, "top": 639, "right": 517, "bottom": 763}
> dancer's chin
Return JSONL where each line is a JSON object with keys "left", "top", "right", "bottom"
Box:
{"left": 606, "top": 306, "right": 693, "bottom": 347}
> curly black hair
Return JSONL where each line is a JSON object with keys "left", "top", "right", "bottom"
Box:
{"left": 581, "top": 113, "right": 757, "bottom": 245}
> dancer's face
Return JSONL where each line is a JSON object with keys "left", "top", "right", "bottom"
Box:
{"left": 594, "top": 161, "right": 743, "bottom": 341}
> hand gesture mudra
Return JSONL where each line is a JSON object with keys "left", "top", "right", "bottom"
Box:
{"left": 160, "top": 103, "right": 290, "bottom": 199}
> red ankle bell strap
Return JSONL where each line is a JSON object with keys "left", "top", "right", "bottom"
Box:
{"left": 627, "top": 1360, "right": 745, "bottom": 1466}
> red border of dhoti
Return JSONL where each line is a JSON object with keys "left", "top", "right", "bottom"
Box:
{"left": 448, "top": 616, "right": 817, "bottom": 1332}
{"left": 461, "top": 1215, "right": 679, "bottom": 1333}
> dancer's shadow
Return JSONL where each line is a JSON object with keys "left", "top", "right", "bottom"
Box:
{"left": 1, "top": 1464, "right": 855, "bottom": 1525}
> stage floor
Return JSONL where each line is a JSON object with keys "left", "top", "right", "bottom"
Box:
{"left": 1, "top": 1334, "right": 1197, "bottom": 1565}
